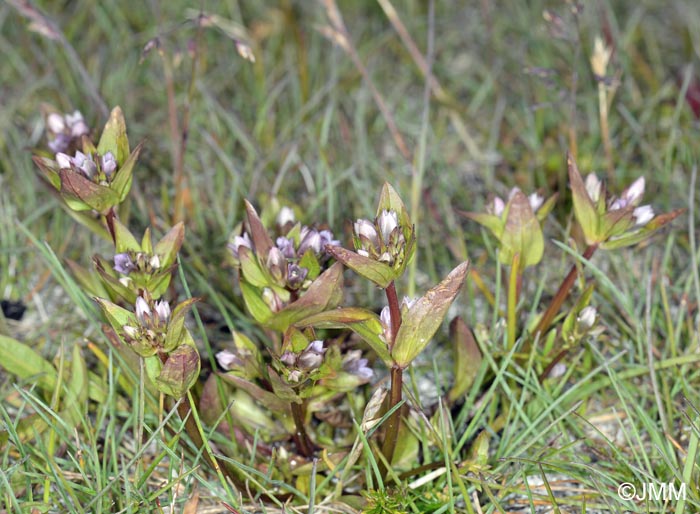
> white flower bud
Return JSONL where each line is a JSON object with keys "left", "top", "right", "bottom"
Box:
{"left": 154, "top": 300, "right": 171, "bottom": 324}
{"left": 47, "top": 113, "right": 66, "bottom": 133}
{"left": 354, "top": 219, "right": 379, "bottom": 248}
{"left": 585, "top": 173, "right": 602, "bottom": 202}
{"left": 135, "top": 296, "right": 151, "bottom": 324}
{"left": 276, "top": 206, "right": 295, "bottom": 226}
{"left": 55, "top": 152, "right": 72, "bottom": 169}
{"left": 633, "top": 205, "right": 654, "bottom": 226}
{"left": 577, "top": 306, "right": 597, "bottom": 330}
{"left": 622, "top": 177, "right": 645, "bottom": 205}
{"left": 528, "top": 193, "right": 544, "bottom": 213}
{"left": 378, "top": 210, "right": 399, "bottom": 242}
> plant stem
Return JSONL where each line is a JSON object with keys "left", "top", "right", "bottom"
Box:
{"left": 385, "top": 281, "right": 401, "bottom": 352}
{"left": 534, "top": 244, "right": 598, "bottom": 338}
{"left": 381, "top": 281, "right": 404, "bottom": 477}
{"left": 507, "top": 255, "right": 521, "bottom": 350}
{"left": 380, "top": 365, "right": 403, "bottom": 477}
{"left": 157, "top": 353, "right": 243, "bottom": 489}
{"left": 290, "top": 400, "right": 314, "bottom": 458}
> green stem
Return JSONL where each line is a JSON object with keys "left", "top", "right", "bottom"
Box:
{"left": 534, "top": 244, "right": 598, "bottom": 338}
{"left": 507, "top": 255, "right": 521, "bottom": 350}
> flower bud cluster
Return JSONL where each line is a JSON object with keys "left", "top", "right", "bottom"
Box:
{"left": 122, "top": 295, "right": 172, "bottom": 356}
{"left": 280, "top": 340, "right": 327, "bottom": 383}
{"left": 55, "top": 150, "right": 118, "bottom": 183}
{"left": 113, "top": 251, "right": 162, "bottom": 276}
{"left": 353, "top": 209, "right": 407, "bottom": 266}
{"left": 229, "top": 213, "right": 340, "bottom": 297}
{"left": 488, "top": 188, "right": 544, "bottom": 217}
{"left": 46, "top": 110, "right": 90, "bottom": 153}
{"left": 585, "top": 174, "right": 654, "bottom": 227}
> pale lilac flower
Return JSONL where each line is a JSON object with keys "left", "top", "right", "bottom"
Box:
{"left": 46, "top": 113, "right": 66, "bottom": 133}
{"left": 266, "top": 247, "right": 287, "bottom": 282}
{"left": 343, "top": 350, "right": 373, "bottom": 380}
{"left": 228, "top": 233, "right": 252, "bottom": 259}
{"left": 287, "top": 263, "right": 308, "bottom": 290}
{"left": 101, "top": 152, "right": 117, "bottom": 176}
{"left": 123, "top": 325, "right": 139, "bottom": 339}
{"left": 297, "top": 340, "right": 326, "bottom": 370}
{"left": 216, "top": 350, "right": 243, "bottom": 370}
{"left": 354, "top": 219, "right": 379, "bottom": 247}
{"left": 280, "top": 351, "right": 297, "bottom": 366}
{"left": 66, "top": 111, "right": 89, "bottom": 138}
{"left": 287, "top": 370, "right": 302, "bottom": 382}
{"left": 276, "top": 237, "right": 296, "bottom": 259}
{"left": 378, "top": 210, "right": 399, "bottom": 241}
{"left": 73, "top": 151, "right": 97, "bottom": 179}
{"left": 633, "top": 205, "right": 654, "bottom": 226}
{"left": 48, "top": 134, "right": 71, "bottom": 153}
{"left": 319, "top": 230, "right": 340, "bottom": 249}
{"left": 154, "top": 300, "right": 171, "bottom": 324}
{"left": 610, "top": 177, "right": 645, "bottom": 210}
{"left": 490, "top": 196, "right": 505, "bottom": 217}
{"left": 548, "top": 362, "right": 567, "bottom": 379}
{"left": 298, "top": 228, "right": 322, "bottom": 255}
{"left": 113, "top": 253, "right": 135, "bottom": 274}
{"left": 380, "top": 306, "right": 392, "bottom": 343}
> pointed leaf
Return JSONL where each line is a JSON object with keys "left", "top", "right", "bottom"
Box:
{"left": 500, "top": 190, "right": 544, "bottom": 269}
{"left": 458, "top": 211, "right": 504, "bottom": 239}
{"left": 219, "top": 372, "right": 291, "bottom": 413}
{"left": 32, "top": 156, "right": 61, "bottom": 189}
{"left": 97, "top": 106, "right": 130, "bottom": 165}
{"left": 156, "top": 344, "right": 200, "bottom": 398}
{"left": 0, "top": 335, "right": 58, "bottom": 392}
{"left": 270, "top": 262, "right": 344, "bottom": 330}
{"left": 154, "top": 221, "right": 184, "bottom": 268}
{"left": 376, "top": 182, "right": 411, "bottom": 229}
{"left": 238, "top": 247, "right": 270, "bottom": 287}
{"left": 109, "top": 216, "right": 141, "bottom": 252}
{"left": 600, "top": 208, "right": 685, "bottom": 250}
{"left": 244, "top": 200, "right": 273, "bottom": 257}
{"left": 94, "top": 297, "right": 136, "bottom": 332}
{"left": 392, "top": 261, "right": 469, "bottom": 367}
{"left": 110, "top": 142, "right": 142, "bottom": 201}
{"left": 568, "top": 153, "right": 599, "bottom": 244}
{"left": 447, "top": 317, "right": 481, "bottom": 402}
{"left": 535, "top": 193, "right": 558, "bottom": 222}
{"left": 296, "top": 308, "right": 392, "bottom": 365}
{"left": 59, "top": 169, "right": 120, "bottom": 212}
{"left": 325, "top": 245, "right": 395, "bottom": 288}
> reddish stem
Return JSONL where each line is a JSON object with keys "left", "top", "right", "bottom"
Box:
{"left": 534, "top": 244, "right": 598, "bottom": 338}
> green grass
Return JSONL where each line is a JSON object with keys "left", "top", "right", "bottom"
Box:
{"left": 2, "top": 0, "right": 700, "bottom": 512}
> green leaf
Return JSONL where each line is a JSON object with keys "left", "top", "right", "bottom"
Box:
{"left": 447, "top": 317, "right": 482, "bottom": 403}
{"left": 459, "top": 211, "right": 504, "bottom": 239}
{"left": 298, "top": 249, "right": 321, "bottom": 280}
{"left": 392, "top": 261, "right": 469, "bottom": 367}
{"left": 238, "top": 247, "right": 269, "bottom": 287}
{"left": 154, "top": 222, "right": 185, "bottom": 268}
{"left": 155, "top": 344, "right": 200, "bottom": 398}
{"left": 535, "top": 193, "right": 558, "bottom": 222}
{"left": 0, "top": 335, "right": 58, "bottom": 392}
{"left": 32, "top": 156, "right": 61, "bottom": 189}
{"left": 500, "top": 190, "right": 544, "bottom": 269}
{"left": 164, "top": 298, "right": 198, "bottom": 352}
{"left": 269, "top": 262, "right": 344, "bottom": 331}
{"left": 244, "top": 200, "right": 273, "bottom": 257}
{"left": 376, "top": 182, "right": 411, "bottom": 229}
{"left": 109, "top": 216, "right": 141, "bottom": 253}
{"left": 59, "top": 169, "right": 120, "bottom": 212}
{"left": 110, "top": 142, "right": 142, "bottom": 201}
{"left": 94, "top": 298, "right": 136, "bottom": 333}
{"left": 600, "top": 208, "right": 685, "bottom": 250}
{"left": 97, "top": 106, "right": 130, "bottom": 165}
{"left": 64, "top": 344, "right": 88, "bottom": 427}
{"left": 325, "top": 245, "right": 395, "bottom": 288}
{"left": 240, "top": 280, "right": 272, "bottom": 325}
{"left": 568, "top": 152, "right": 600, "bottom": 245}
{"left": 296, "top": 308, "right": 392, "bottom": 366}
{"left": 219, "top": 372, "right": 291, "bottom": 413}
